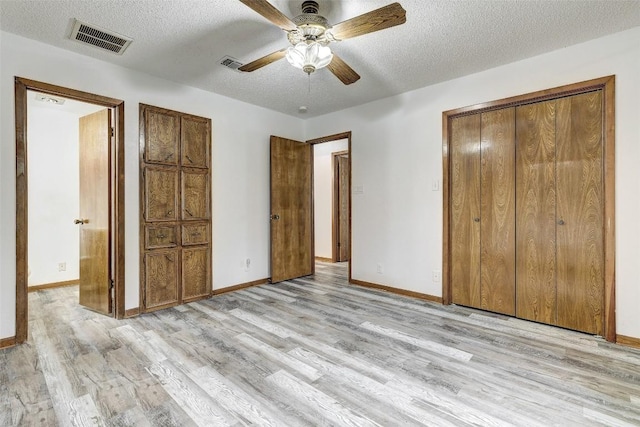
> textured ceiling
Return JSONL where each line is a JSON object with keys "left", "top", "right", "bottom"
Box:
{"left": 2, "top": 0, "right": 639, "bottom": 118}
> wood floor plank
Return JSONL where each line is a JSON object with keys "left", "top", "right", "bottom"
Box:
{"left": 2, "top": 262, "right": 640, "bottom": 426}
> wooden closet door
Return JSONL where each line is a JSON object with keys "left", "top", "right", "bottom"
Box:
{"left": 450, "top": 114, "right": 481, "bottom": 308}
{"left": 144, "top": 167, "right": 179, "bottom": 222}
{"left": 480, "top": 108, "right": 516, "bottom": 315}
{"left": 144, "top": 108, "right": 180, "bottom": 165}
{"left": 181, "top": 116, "right": 210, "bottom": 168}
{"left": 515, "top": 100, "right": 557, "bottom": 325}
{"left": 181, "top": 169, "right": 210, "bottom": 220}
{"left": 555, "top": 92, "right": 604, "bottom": 334}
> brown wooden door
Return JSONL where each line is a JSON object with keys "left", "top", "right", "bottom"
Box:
{"left": 181, "top": 116, "right": 210, "bottom": 168}
{"left": 181, "top": 169, "right": 210, "bottom": 220}
{"left": 78, "top": 109, "right": 111, "bottom": 314}
{"left": 144, "top": 108, "right": 179, "bottom": 165}
{"left": 555, "top": 92, "right": 604, "bottom": 334}
{"left": 144, "top": 250, "right": 179, "bottom": 309}
{"left": 480, "top": 108, "right": 516, "bottom": 315}
{"left": 144, "top": 166, "right": 179, "bottom": 222}
{"left": 336, "top": 154, "right": 350, "bottom": 262}
{"left": 450, "top": 114, "right": 481, "bottom": 308}
{"left": 515, "top": 100, "right": 557, "bottom": 325}
{"left": 270, "top": 135, "right": 313, "bottom": 283}
{"left": 182, "top": 247, "right": 211, "bottom": 301}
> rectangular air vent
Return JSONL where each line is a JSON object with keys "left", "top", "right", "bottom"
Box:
{"left": 70, "top": 19, "right": 132, "bottom": 55}
{"left": 219, "top": 56, "right": 245, "bottom": 72}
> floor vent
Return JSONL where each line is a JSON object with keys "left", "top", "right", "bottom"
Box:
{"left": 220, "top": 56, "right": 245, "bottom": 72}
{"left": 70, "top": 19, "right": 132, "bottom": 55}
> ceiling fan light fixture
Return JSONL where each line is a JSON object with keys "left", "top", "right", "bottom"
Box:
{"left": 285, "top": 41, "right": 333, "bottom": 75}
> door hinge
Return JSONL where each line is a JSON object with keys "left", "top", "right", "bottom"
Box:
{"left": 109, "top": 279, "right": 115, "bottom": 290}
{"left": 110, "top": 127, "right": 115, "bottom": 137}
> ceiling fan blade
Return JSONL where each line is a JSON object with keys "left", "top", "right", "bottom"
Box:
{"left": 327, "top": 54, "right": 361, "bottom": 85}
{"left": 238, "top": 48, "right": 287, "bottom": 72}
{"left": 329, "top": 2, "right": 406, "bottom": 41}
{"left": 238, "top": 0, "right": 297, "bottom": 31}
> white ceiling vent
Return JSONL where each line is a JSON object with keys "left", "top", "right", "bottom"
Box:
{"left": 70, "top": 19, "right": 132, "bottom": 55}
{"left": 219, "top": 56, "right": 244, "bottom": 72}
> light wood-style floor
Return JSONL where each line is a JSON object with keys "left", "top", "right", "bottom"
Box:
{"left": 2, "top": 262, "right": 640, "bottom": 426}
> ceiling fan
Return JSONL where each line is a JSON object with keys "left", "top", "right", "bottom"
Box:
{"left": 237, "top": 0, "right": 407, "bottom": 85}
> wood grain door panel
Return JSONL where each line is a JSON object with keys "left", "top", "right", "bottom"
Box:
{"left": 78, "top": 109, "right": 111, "bottom": 314}
{"left": 144, "top": 250, "right": 179, "bottom": 309}
{"left": 182, "top": 169, "right": 210, "bottom": 220}
{"left": 515, "top": 100, "right": 557, "bottom": 325}
{"left": 145, "top": 225, "right": 178, "bottom": 249}
{"left": 271, "top": 136, "right": 313, "bottom": 283}
{"left": 450, "top": 114, "right": 481, "bottom": 308}
{"left": 145, "top": 167, "right": 179, "bottom": 222}
{"left": 555, "top": 92, "right": 604, "bottom": 334}
{"left": 182, "top": 246, "right": 211, "bottom": 301}
{"left": 337, "top": 155, "right": 350, "bottom": 262}
{"left": 144, "top": 108, "right": 180, "bottom": 165}
{"left": 181, "top": 116, "right": 210, "bottom": 168}
{"left": 182, "top": 223, "right": 209, "bottom": 246}
{"left": 480, "top": 108, "right": 516, "bottom": 315}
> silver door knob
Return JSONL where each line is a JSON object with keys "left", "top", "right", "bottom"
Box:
{"left": 271, "top": 214, "right": 280, "bottom": 220}
{"left": 558, "top": 219, "right": 565, "bottom": 225}
{"left": 74, "top": 219, "right": 88, "bottom": 225}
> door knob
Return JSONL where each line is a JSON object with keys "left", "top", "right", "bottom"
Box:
{"left": 74, "top": 219, "right": 88, "bottom": 225}
{"left": 473, "top": 217, "right": 480, "bottom": 222}
{"left": 271, "top": 214, "right": 280, "bottom": 220}
{"left": 557, "top": 219, "right": 565, "bottom": 225}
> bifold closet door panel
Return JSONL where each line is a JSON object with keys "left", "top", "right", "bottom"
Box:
{"left": 555, "top": 92, "right": 604, "bottom": 335}
{"left": 480, "top": 108, "right": 516, "bottom": 315}
{"left": 144, "top": 108, "right": 180, "bottom": 166}
{"left": 450, "top": 114, "right": 481, "bottom": 308}
{"left": 515, "top": 100, "right": 557, "bottom": 325}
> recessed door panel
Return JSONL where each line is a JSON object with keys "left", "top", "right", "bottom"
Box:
{"left": 144, "top": 250, "right": 179, "bottom": 309}
{"left": 145, "top": 108, "right": 180, "bottom": 165}
{"left": 145, "top": 167, "right": 179, "bottom": 221}
{"left": 181, "top": 116, "right": 210, "bottom": 168}
{"left": 182, "top": 247, "right": 211, "bottom": 301}
{"left": 182, "top": 169, "right": 210, "bottom": 220}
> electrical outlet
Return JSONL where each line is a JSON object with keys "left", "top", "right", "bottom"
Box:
{"left": 245, "top": 258, "right": 251, "bottom": 271}
{"left": 376, "top": 263, "right": 383, "bottom": 274}
{"left": 432, "top": 270, "right": 441, "bottom": 282}
{"left": 58, "top": 262, "right": 66, "bottom": 272}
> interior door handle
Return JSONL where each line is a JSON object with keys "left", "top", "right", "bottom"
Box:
{"left": 271, "top": 214, "right": 280, "bottom": 220}
{"left": 74, "top": 219, "right": 88, "bottom": 225}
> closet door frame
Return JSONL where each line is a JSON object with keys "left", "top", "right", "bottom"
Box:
{"left": 442, "top": 75, "right": 616, "bottom": 342}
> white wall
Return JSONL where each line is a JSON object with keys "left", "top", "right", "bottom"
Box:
{"left": 313, "top": 139, "right": 349, "bottom": 259}
{"left": 305, "top": 27, "right": 640, "bottom": 339}
{"left": 27, "top": 102, "right": 80, "bottom": 286}
{"left": 0, "top": 31, "right": 304, "bottom": 339}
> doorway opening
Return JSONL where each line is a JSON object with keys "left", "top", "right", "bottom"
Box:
{"left": 14, "top": 77, "right": 125, "bottom": 344}
{"left": 308, "top": 132, "right": 352, "bottom": 280}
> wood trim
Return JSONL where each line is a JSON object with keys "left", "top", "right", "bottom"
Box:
{"left": 307, "top": 131, "right": 351, "bottom": 145}
{"left": 124, "top": 307, "right": 140, "bottom": 318}
{"left": 212, "top": 278, "right": 269, "bottom": 295}
{"left": 351, "top": 279, "right": 443, "bottom": 304}
{"left": 616, "top": 335, "right": 640, "bottom": 349}
{"left": 306, "top": 131, "right": 352, "bottom": 283}
{"left": 602, "top": 76, "right": 616, "bottom": 343}
{"left": 315, "top": 257, "right": 333, "bottom": 263}
{"left": 14, "top": 77, "right": 126, "bottom": 343}
{"left": 15, "top": 78, "right": 28, "bottom": 344}
{"left": 28, "top": 280, "right": 79, "bottom": 292}
{"left": 442, "top": 75, "right": 616, "bottom": 341}
{"left": 0, "top": 336, "right": 17, "bottom": 349}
